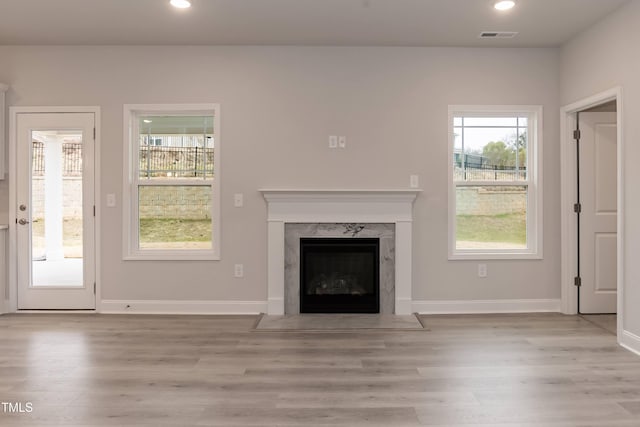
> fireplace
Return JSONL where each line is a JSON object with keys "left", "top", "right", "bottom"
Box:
{"left": 260, "top": 189, "right": 420, "bottom": 315}
{"left": 300, "top": 238, "right": 380, "bottom": 313}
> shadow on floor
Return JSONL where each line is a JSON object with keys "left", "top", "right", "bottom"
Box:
{"left": 581, "top": 314, "right": 617, "bottom": 335}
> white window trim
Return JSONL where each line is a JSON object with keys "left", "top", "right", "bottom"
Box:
{"left": 448, "top": 105, "right": 543, "bottom": 260}
{"left": 122, "top": 104, "right": 221, "bottom": 261}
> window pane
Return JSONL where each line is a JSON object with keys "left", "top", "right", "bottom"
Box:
{"left": 463, "top": 117, "right": 518, "bottom": 127}
{"left": 138, "top": 115, "right": 214, "bottom": 179}
{"left": 454, "top": 123, "right": 527, "bottom": 182}
{"left": 138, "top": 185, "right": 212, "bottom": 250}
{"left": 456, "top": 185, "right": 527, "bottom": 250}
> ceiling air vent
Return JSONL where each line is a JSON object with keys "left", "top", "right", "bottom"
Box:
{"left": 479, "top": 31, "right": 518, "bottom": 39}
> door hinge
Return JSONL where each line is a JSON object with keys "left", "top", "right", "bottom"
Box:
{"left": 93, "top": 127, "right": 96, "bottom": 140}
{"left": 94, "top": 282, "right": 96, "bottom": 294}
{"left": 573, "top": 203, "right": 581, "bottom": 213}
{"left": 573, "top": 129, "right": 581, "bottom": 140}
{"left": 93, "top": 205, "right": 96, "bottom": 217}
{"left": 574, "top": 276, "right": 582, "bottom": 287}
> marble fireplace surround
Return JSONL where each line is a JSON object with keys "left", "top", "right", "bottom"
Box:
{"left": 260, "top": 189, "right": 420, "bottom": 315}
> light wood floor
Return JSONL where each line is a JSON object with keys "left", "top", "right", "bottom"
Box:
{"left": 1, "top": 313, "right": 639, "bottom": 426}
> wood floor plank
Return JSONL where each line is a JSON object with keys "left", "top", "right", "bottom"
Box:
{"left": 197, "top": 406, "right": 421, "bottom": 426}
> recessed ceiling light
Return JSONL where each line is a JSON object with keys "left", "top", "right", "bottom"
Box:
{"left": 170, "top": 0, "right": 192, "bottom": 9}
{"left": 494, "top": 1, "right": 515, "bottom": 11}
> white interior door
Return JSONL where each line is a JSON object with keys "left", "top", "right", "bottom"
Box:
{"left": 16, "top": 113, "right": 95, "bottom": 309}
{"left": 579, "top": 112, "right": 617, "bottom": 314}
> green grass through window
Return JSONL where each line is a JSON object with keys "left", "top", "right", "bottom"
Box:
{"left": 139, "top": 218, "right": 212, "bottom": 243}
{"left": 456, "top": 212, "right": 526, "bottom": 246}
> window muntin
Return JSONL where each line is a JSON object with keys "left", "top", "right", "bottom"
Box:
{"left": 124, "top": 105, "right": 220, "bottom": 260}
{"left": 449, "top": 106, "right": 541, "bottom": 259}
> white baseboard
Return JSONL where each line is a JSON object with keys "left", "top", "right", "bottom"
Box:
{"left": 100, "top": 300, "right": 267, "bottom": 315}
{"left": 620, "top": 330, "right": 640, "bottom": 357}
{"left": 412, "top": 298, "right": 561, "bottom": 314}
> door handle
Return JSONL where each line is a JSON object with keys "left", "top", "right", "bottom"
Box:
{"left": 19, "top": 204, "right": 27, "bottom": 211}
{"left": 18, "top": 218, "right": 30, "bottom": 225}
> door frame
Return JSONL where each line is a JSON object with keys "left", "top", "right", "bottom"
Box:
{"left": 8, "top": 106, "right": 101, "bottom": 312}
{"left": 560, "top": 87, "right": 623, "bottom": 335}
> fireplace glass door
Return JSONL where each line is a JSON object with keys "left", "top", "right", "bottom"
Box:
{"left": 300, "top": 238, "right": 380, "bottom": 313}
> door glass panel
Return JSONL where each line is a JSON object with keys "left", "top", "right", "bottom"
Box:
{"left": 31, "top": 130, "right": 84, "bottom": 287}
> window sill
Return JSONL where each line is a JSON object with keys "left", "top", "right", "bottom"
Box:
{"left": 123, "top": 250, "right": 220, "bottom": 261}
{"left": 449, "top": 251, "right": 542, "bottom": 261}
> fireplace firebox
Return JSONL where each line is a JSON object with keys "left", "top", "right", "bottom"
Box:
{"left": 300, "top": 238, "right": 380, "bottom": 313}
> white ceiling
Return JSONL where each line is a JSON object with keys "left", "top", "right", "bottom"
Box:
{"left": 0, "top": 0, "right": 629, "bottom": 47}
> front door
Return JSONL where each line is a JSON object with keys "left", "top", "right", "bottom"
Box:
{"left": 16, "top": 112, "right": 96, "bottom": 309}
{"left": 578, "top": 112, "right": 617, "bottom": 314}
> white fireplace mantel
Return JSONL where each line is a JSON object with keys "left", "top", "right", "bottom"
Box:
{"left": 260, "top": 189, "right": 421, "bottom": 315}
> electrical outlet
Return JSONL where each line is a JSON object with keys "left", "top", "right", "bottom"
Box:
{"left": 338, "top": 136, "right": 346, "bottom": 148}
{"left": 329, "top": 135, "right": 338, "bottom": 148}
{"left": 234, "top": 264, "right": 244, "bottom": 278}
{"left": 234, "top": 193, "right": 244, "bottom": 207}
{"left": 478, "top": 263, "right": 487, "bottom": 278}
{"left": 410, "top": 175, "right": 419, "bottom": 188}
{"left": 106, "top": 193, "right": 116, "bottom": 207}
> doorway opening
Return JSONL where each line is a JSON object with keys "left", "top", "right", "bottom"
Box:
{"left": 560, "top": 88, "right": 623, "bottom": 339}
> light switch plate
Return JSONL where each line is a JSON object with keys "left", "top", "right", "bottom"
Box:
{"left": 329, "top": 135, "right": 338, "bottom": 148}
{"left": 338, "top": 136, "right": 346, "bottom": 148}
{"left": 106, "top": 193, "right": 116, "bottom": 207}
{"left": 234, "top": 264, "right": 244, "bottom": 278}
{"left": 410, "top": 175, "right": 419, "bottom": 188}
{"left": 478, "top": 263, "right": 488, "bottom": 278}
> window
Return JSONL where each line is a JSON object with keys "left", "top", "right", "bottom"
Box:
{"left": 123, "top": 104, "right": 220, "bottom": 260}
{"left": 448, "top": 105, "right": 542, "bottom": 259}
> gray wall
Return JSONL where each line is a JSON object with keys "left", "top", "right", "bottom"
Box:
{"left": 561, "top": 0, "right": 640, "bottom": 336}
{"left": 0, "top": 46, "right": 561, "bottom": 304}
